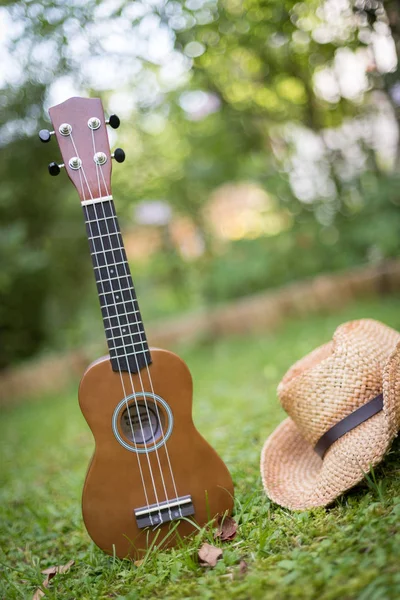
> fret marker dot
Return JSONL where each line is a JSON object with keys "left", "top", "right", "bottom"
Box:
{"left": 122, "top": 328, "right": 126, "bottom": 333}
{"left": 110, "top": 269, "right": 114, "bottom": 274}
{"left": 116, "top": 295, "right": 120, "bottom": 300}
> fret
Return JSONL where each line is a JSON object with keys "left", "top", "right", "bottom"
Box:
{"left": 87, "top": 227, "right": 123, "bottom": 245}
{"left": 101, "top": 301, "right": 139, "bottom": 320}
{"left": 95, "top": 276, "right": 132, "bottom": 294}
{"left": 103, "top": 313, "right": 142, "bottom": 331}
{"left": 96, "top": 274, "right": 130, "bottom": 284}
{"left": 105, "top": 326, "right": 143, "bottom": 336}
{"left": 91, "top": 247, "right": 125, "bottom": 256}
{"left": 109, "top": 349, "right": 149, "bottom": 359}
{"left": 97, "top": 265, "right": 128, "bottom": 274}
{"left": 88, "top": 232, "right": 120, "bottom": 241}
{"left": 100, "top": 297, "right": 138, "bottom": 309}
{"left": 94, "top": 260, "right": 127, "bottom": 270}
{"left": 91, "top": 252, "right": 127, "bottom": 269}
{"left": 93, "top": 253, "right": 126, "bottom": 269}
{"left": 94, "top": 263, "right": 131, "bottom": 283}
{"left": 106, "top": 324, "right": 145, "bottom": 336}
{"left": 85, "top": 215, "right": 117, "bottom": 224}
{"left": 104, "top": 311, "right": 141, "bottom": 325}
{"left": 99, "top": 291, "right": 133, "bottom": 303}
{"left": 85, "top": 213, "right": 118, "bottom": 238}
{"left": 106, "top": 330, "right": 146, "bottom": 342}
{"left": 97, "top": 274, "right": 130, "bottom": 284}
{"left": 103, "top": 311, "right": 138, "bottom": 322}
{"left": 90, "top": 246, "right": 125, "bottom": 256}
{"left": 100, "top": 291, "right": 138, "bottom": 308}
{"left": 90, "top": 240, "right": 123, "bottom": 255}
{"left": 98, "top": 286, "right": 132, "bottom": 297}
{"left": 109, "top": 340, "right": 149, "bottom": 351}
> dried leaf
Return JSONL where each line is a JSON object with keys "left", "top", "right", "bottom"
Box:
{"left": 32, "top": 589, "right": 45, "bottom": 600}
{"left": 215, "top": 515, "right": 238, "bottom": 542}
{"left": 41, "top": 560, "right": 74, "bottom": 576}
{"left": 134, "top": 559, "right": 144, "bottom": 568}
{"left": 198, "top": 542, "right": 223, "bottom": 567}
{"left": 239, "top": 560, "right": 248, "bottom": 577}
{"left": 32, "top": 560, "right": 74, "bottom": 600}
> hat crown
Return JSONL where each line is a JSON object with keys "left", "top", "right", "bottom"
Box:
{"left": 278, "top": 320, "right": 400, "bottom": 446}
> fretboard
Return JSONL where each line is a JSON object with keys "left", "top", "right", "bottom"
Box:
{"left": 83, "top": 199, "right": 151, "bottom": 374}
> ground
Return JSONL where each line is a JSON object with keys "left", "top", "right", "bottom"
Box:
{"left": 2, "top": 294, "right": 400, "bottom": 599}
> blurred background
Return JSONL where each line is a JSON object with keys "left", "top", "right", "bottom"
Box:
{"left": 1, "top": 0, "right": 400, "bottom": 377}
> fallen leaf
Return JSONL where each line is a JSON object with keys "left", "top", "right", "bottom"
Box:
{"left": 32, "top": 588, "right": 45, "bottom": 600}
{"left": 32, "top": 560, "right": 74, "bottom": 600}
{"left": 198, "top": 542, "right": 223, "bottom": 567}
{"left": 134, "top": 559, "right": 144, "bottom": 568}
{"left": 239, "top": 559, "right": 248, "bottom": 577}
{"left": 41, "top": 560, "right": 74, "bottom": 576}
{"left": 215, "top": 515, "right": 238, "bottom": 542}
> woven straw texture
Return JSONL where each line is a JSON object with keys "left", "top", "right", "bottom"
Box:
{"left": 261, "top": 319, "right": 400, "bottom": 509}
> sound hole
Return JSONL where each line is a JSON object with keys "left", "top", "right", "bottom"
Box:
{"left": 112, "top": 392, "right": 173, "bottom": 453}
{"left": 120, "top": 400, "right": 166, "bottom": 446}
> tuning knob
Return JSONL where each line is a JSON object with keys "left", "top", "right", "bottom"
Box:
{"left": 39, "top": 129, "right": 54, "bottom": 143}
{"left": 48, "top": 161, "right": 64, "bottom": 176}
{"left": 112, "top": 148, "right": 125, "bottom": 163}
{"left": 106, "top": 114, "right": 120, "bottom": 129}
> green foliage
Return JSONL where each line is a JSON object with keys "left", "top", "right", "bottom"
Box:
{"left": 201, "top": 174, "right": 400, "bottom": 302}
{"left": 336, "top": 173, "right": 400, "bottom": 259}
{"left": 0, "top": 124, "right": 90, "bottom": 369}
{"left": 202, "top": 224, "right": 348, "bottom": 302}
{"left": 1, "top": 0, "right": 400, "bottom": 368}
{"left": 2, "top": 295, "right": 400, "bottom": 598}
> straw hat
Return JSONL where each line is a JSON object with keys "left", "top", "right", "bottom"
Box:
{"left": 260, "top": 319, "right": 400, "bottom": 510}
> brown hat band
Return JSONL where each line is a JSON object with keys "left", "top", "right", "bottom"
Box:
{"left": 314, "top": 393, "right": 384, "bottom": 459}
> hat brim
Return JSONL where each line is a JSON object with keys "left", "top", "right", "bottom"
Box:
{"left": 260, "top": 343, "right": 400, "bottom": 510}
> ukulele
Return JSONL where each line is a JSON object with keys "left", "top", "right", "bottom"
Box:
{"left": 41, "top": 96, "right": 234, "bottom": 559}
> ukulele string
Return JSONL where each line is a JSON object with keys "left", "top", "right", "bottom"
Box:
{"left": 98, "top": 162, "right": 183, "bottom": 516}
{"left": 94, "top": 135, "right": 176, "bottom": 522}
{"left": 87, "top": 129, "right": 148, "bottom": 471}
{"left": 75, "top": 133, "right": 152, "bottom": 515}
{"left": 88, "top": 138, "right": 161, "bottom": 523}
{"left": 91, "top": 189, "right": 166, "bottom": 524}
{"left": 88, "top": 130, "right": 155, "bottom": 477}
{"left": 71, "top": 130, "right": 157, "bottom": 523}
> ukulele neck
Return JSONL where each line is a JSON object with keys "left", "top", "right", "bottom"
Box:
{"left": 82, "top": 197, "right": 151, "bottom": 374}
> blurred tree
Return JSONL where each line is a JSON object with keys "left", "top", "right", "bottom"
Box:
{"left": 0, "top": 104, "right": 89, "bottom": 368}
{"left": 1, "top": 0, "right": 400, "bottom": 368}
{"left": 0, "top": 2, "right": 103, "bottom": 368}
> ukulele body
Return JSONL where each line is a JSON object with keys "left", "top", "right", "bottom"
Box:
{"left": 79, "top": 347, "right": 234, "bottom": 559}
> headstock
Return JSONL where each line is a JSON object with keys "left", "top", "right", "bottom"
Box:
{"left": 40, "top": 97, "right": 125, "bottom": 203}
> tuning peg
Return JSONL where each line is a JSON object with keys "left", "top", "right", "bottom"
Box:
{"left": 48, "top": 161, "right": 64, "bottom": 176}
{"left": 112, "top": 148, "right": 125, "bottom": 163}
{"left": 106, "top": 114, "right": 120, "bottom": 129}
{"left": 39, "top": 129, "right": 54, "bottom": 143}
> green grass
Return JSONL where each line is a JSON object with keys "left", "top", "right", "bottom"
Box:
{"left": 2, "top": 294, "right": 400, "bottom": 599}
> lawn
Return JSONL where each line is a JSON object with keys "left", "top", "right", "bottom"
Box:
{"left": 2, "top": 294, "right": 400, "bottom": 599}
